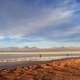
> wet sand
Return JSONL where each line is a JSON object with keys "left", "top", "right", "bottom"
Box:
{"left": 0, "top": 61, "right": 50, "bottom": 69}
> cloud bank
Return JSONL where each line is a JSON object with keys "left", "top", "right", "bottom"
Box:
{"left": 0, "top": 0, "right": 80, "bottom": 48}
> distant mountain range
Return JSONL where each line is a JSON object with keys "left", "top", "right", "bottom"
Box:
{"left": 0, "top": 47, "right": 80, "bottom": 52}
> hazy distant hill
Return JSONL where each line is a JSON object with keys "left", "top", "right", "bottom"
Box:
{"left": 0, "top": 47, "right": 80, "bottom": 52}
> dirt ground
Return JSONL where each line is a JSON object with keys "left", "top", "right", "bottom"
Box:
{"left": 0, "top": 58, "right": 80, "bottom": 80}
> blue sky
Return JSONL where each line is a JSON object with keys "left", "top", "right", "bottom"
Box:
{"left": 0, "top": 0, "right": 80, "bottom": 48}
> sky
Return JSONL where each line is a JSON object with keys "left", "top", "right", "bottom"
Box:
{"left": 0, "top": 0, "right": 80, "bottom": 48}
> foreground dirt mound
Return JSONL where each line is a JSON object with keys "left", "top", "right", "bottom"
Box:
{"left": 0, "top": 58, "right": 80, "bottom": 80}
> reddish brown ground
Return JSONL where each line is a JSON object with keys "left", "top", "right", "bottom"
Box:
{"left": 0, "top": 58, "right": 80, "bottom": 80}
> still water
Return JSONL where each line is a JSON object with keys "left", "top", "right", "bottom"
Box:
{"left": 0, "top": 52, "right": 80, "bottom": 59}
{"left": 0, "top": 52, "right": 80, "bottom": 68}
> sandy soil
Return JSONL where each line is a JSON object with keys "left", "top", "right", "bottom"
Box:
{"left": 0, "top": 58, "right": 80, "bottom": 80}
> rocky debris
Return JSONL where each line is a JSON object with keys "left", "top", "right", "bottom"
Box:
{"left": 0, "top": 58, "right": 80, "bottom": 80}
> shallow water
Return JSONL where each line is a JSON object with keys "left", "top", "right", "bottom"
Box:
{"left": 0, "top": 52, "right": 80, "bottom": 68}
{"left": 0, "top": 61, "right": 49, "bottom": 68}
{"left": 0, "top": 53, "right": 80, "bottom": 59}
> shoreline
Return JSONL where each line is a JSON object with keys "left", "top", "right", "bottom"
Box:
{"left": 0, "top": 61, "right": 50, "bottom": 69}
{"left": 0, "top": 58, "right": 80, "bottom": 80}
{"left": 0, "top": 57, "right": 79, "bottom": 69}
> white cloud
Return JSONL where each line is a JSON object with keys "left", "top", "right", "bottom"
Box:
{"left": 0, "top": 0, "right": 80, "bottom": 48}
{"left": 51, "top": 26, "right": 80, "bottom": 38}
{"left": 62, "top": 26, "right": 80, "bottom": 37}
{"left": 7, "top": 7, "right": 74, "bottom": 37}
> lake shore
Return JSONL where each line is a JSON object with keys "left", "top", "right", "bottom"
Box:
{"left": 0, "top": 58, "right": 80, "bottom": 80}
